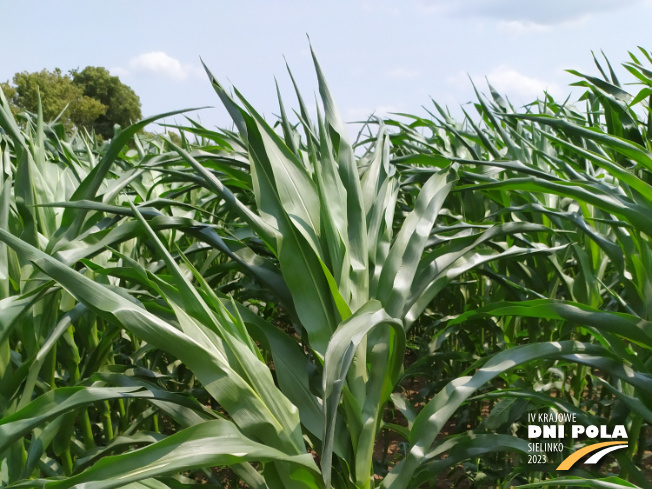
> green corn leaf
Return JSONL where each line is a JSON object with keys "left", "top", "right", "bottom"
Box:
{"left": 37, "top": 420, "right": 321, "bottom": 489}
{"left": 322, "top": 301, "right": 403, "bottom": 489}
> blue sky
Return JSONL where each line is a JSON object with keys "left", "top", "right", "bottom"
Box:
{"left": 2, "top": 1, "right": 651, "bottom": 132}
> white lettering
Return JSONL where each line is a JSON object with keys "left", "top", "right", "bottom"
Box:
{"left": 528, "top": 425, "right": 542, "bottom": 438}
{"left": 543, "top": 425, "right": 557, "bottom": 438}
{"left": 612, "top": 425, "right": 627, "bottom": 438}
{"left": 572, "top": 425, "right": 585, "bottom": 438}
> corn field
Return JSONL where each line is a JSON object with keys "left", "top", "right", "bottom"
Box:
{"left": 0, "top": 47, "right": 651, "bottom": 489}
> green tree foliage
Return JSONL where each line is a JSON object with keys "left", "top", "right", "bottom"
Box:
{"left": 0, "top": 66, "right": 141, "bottom": 138}
{"left": 0, "top": 68, "right": 106, "bottom": 129}
{"left": 71, "top": 66, "right": 142, "bottom": 139}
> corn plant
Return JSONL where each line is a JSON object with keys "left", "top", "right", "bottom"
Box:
{"left": 385, "top": 48, "right": 652, "bottom": 487}
{"left": 0, "top": 47, "right": 651, "bottom": 489}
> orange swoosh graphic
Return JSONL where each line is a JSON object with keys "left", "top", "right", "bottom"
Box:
{"left": 557, "top": 441, "right": 628, "bottom": 470}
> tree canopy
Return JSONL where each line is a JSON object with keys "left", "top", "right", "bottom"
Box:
{"left": 1, "top": 66, "right": 142, "bottom": 139}
{"left": 71, "top": 67, "right": 142, "bottom": 138}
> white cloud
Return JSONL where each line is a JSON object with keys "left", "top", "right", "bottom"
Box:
{"left": 114, "top": 52, "right": 202, "bottom": 81}
{"left": 482, "top": 66, "right": 562, "bottom": 101}
{"left": 130, "top": 52, "right": 189, "bottom": 80}
{"left": 448, "top": 66, "right": 563, "bottom": 102}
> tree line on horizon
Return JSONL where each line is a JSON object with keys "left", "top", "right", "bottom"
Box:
{"left": 1, "top": 66, "right": 141, "bottom": 139}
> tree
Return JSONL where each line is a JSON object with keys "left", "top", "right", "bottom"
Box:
{"left": 71, "top": 66, "right": 142, "bottom": 139}
{"left": 0, "top": 66, "right": 141, "bottom": 139}
{"left": 1, "top": 68, "right": 106, "bottom": 129}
